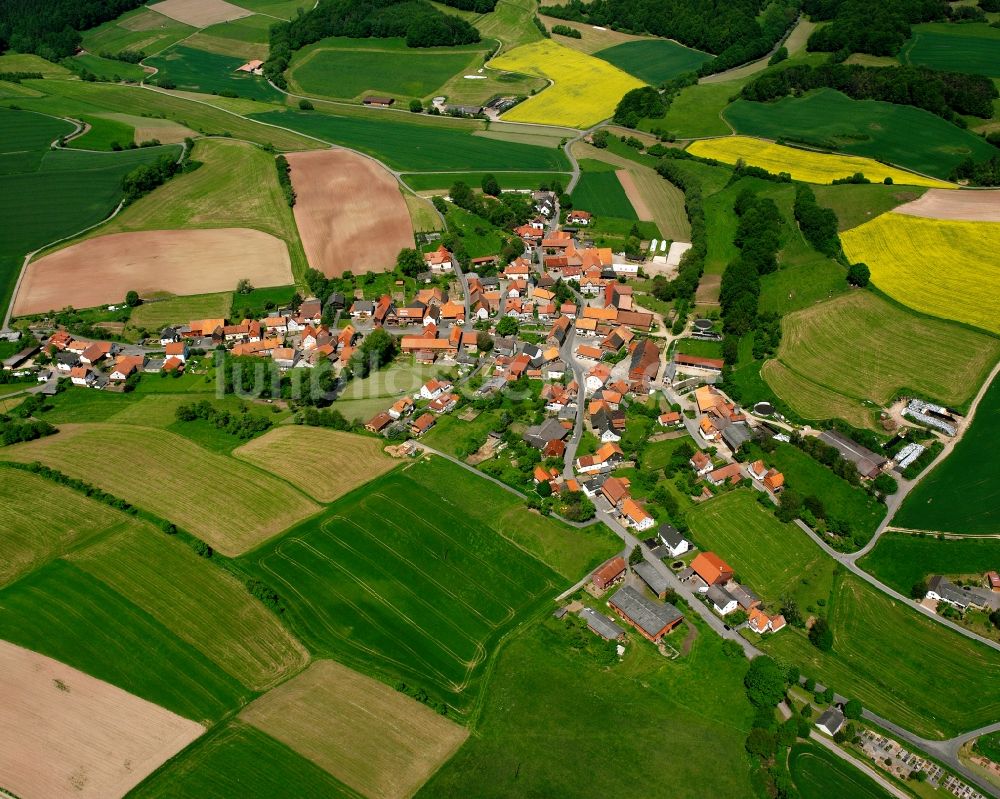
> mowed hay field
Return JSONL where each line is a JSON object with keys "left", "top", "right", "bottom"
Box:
{"left": 789, "top": 743, "right": 892, "bottom": 799}
{"left": 764, "top": 292, "right": 999, "bottom": 422}
{"left": 286, "top": 149, "right": 414, "bottom": 277}
{"left": 1, "top": 424, "right": 320, "bottom": 555}
{"left": 490, "top": 39, "right": 645, "bottom": 128}
{"left": 131, "top": 722, "right": 360, "bottom": 798}
{"left": 841, "top": 214, "right": 1000, "bottom": 334}
{"left": 687, "top": 136, "right": 954, "bottom": 188}
{"left": 240, "top": 459, "right": 561, "bottom": 715}
{"left": 0, "top": 640, "right": 204, "bottom": 799}
{"left": 14, "top": 228, "right": 292, "bottom": 316}
{"left": 759, "top": 572, "right": 1000, "bottom": 738}
{"left": 234, "top": 426, "right": 397, "bottom": 503}
{"left": 81, "top": 6, "right": 195, "bottom": 56}
{"left": 894, "top": 188, "right": 1000, "bottom": 222}
{"left": 241, "top": 660, "right": 468, "bottom": 799}
{"left": 0, "top": 467, "right": 133, "bottom": 587}
{"left": 68, "top": 527, "right": 309, "bottom": 690}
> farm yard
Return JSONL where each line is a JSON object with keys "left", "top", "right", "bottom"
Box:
{"left": 234, "top": 426, "right": 398, "bottom": 503}
{"left": 723, "top": 90, "right": 997, "bottom": 179}
{"left": 841, "top": 214, "right": 1000, "bottom": 334}
{"left": 687, "top": 136, "right": 954, "bottom": 188}
{"left": 145, "top": 46, "right": 281, "bottom": 102}
{"left": 490, "top": 39, "right": 646, "bottom": 128}
{"left": 858, "top": 533, "right": 1000, "bottom": 597}
{"left": 286, "top": 149, "right": 414, "bottom": 277}
{"left": 239, "top": 462, "right": 560, "bottom": 716}
{"left": 0, "top": 424, "right": 321, "bottom": 555}
{"left": 0, "top": 640, "right": 204, "bottom": 799}
{"left": 788, "top": 742, "right": 892, "bottom": 799}
{"left": 13, "top": 228, "right": 292, "bottom": 317}
{"left": 241, "top": 660, "right": 468, "bottom": 799}
{"left": 594, "top": 39, "right": 711, "bottom": 84}
{"left": 764, "top": 292, "right": 999, "bottom": 423}
{"left": 892, "top": 374, "right": 1000, "bottom": 535}
{"left": 899, "top": 22, "right": 1000, "bottom": 77}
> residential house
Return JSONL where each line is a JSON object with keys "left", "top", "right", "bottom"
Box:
{"left": 926, "top": 575, "right": 996, "bottom": 611}
{"left": 69, "top": 366, "right": 95, "bottom": 386}
{"left": 164, "top": 341, "right": 188, "bottom": 363}
{"left": 748, "top": 607, "right": 786, "bottom": 634}
{"left": 159, "top": 327, "right": 181, "bottom": 345}
{"left": 628, "top": 338, "right": 659, "bottom": 385}
{"left": 420, "top": 379, "right": 452, "bottom": 401}
{"left": 609, "top": 585, "right": 684, "bottom": 643}
{"left": 388, "top": 396, "right": 414, "bottom": 420}
{"left": 262, "top": 315, "right": 288, "bottom": 335}
{"left": 80, "top": 341, "right": 114, "bottom": 366}
{"left": 109, "top": 355, "right": 145, "bottom": 381}
{"left": 567, "top": 210, "right": 591, "bottom": 225}
{"left": 585, "top": 363, "right": 611, "bottom": 393}
{"left": 601, "top": 476, "right": 631, "bottom": 509}
{"left": 576, "top": 344, "right": 603, "bottom": 361}
{"left": 690, "top": 450, "right": 713, "bottom": 476}
{"left": 816, "top": 708, "right": 845, "bottom": 737}
{"left": 397, "top": 301, "right": 426, "bottom": 324}
{"left": 707, "top": 463, "right": 743, "bottom": 487}
{"left": 592, "top": 556, "right": 627, "bottom": 591}
{"left": 373, "top": 295, "right": 398, "bottom": 327}
{"left": 424, "top": 244, "right": 455, "bottom": 273}
{"left": 690, "top": 552, "right": 733, "bottom": 587}
{"left": 429, "top": 392, "right": 459, "bottom": 414}
{"left": 162, "top": 356, "right": 185, "bottom": 373}
{"left": 698, "top": 416, "right": 720, "bottom": 443}
{"left": 350, "top": 300, "right": 375, "bottom": 319}
{"left": 657, "top": 524, "right": 690, "bottom": 558}
{"left": 729, "top": 584, "right": 761, "bottom": 613}
{"left": 575, "top": 442, "right": 624, "bottom": 474}
{"left": 365, "top": 412, "right": 393, "bottom": 433}
{"left": 410, "top": 413, "right": 436, "bottom": 437}
{"left": 621, "top": 497, "right": 655, "bottom": 531}
{"left": 658, "top": 411, "right": 682, "bottom": 428}
{"left": 523, "top": 417, "right": 570, "bottom": 450}
{"left": 763, "top": 469, "right": 784, "bottom": 493}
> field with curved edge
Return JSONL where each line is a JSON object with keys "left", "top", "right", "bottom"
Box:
{"left": 859, "top": 534, "right": 1000, "bottom": 596}
{"left": 145, "top": 46, "right": 280, "bottom": 102}
{"left": 764, "top": 292, "right": 999, "bottom": 424}
{"left": 490, "top": 39, "right": 646, "bottom": 128}
{"left": 234, "top": 426, "right": 398, "bottom": 503}
{"left": 687, "top": 136, "right": 954, "bottom": 188}
{"left": 899, "top": 22, "right": 1000, "bottom": 78}
{"left": 789, "top": 743, "right": 892, "bottom": 799}
{"left": 723, "top": 89, "right": 997, "bottom": 179}
{"left": 238, "top": 459, "right": 562, "bottom": 717}
{"left": 893, "top": 373, "right": 1000, "bottom": 535}
{"left": 0, "top": 424, "right": 321, "bottom": 556}
{"left": 841, "top": 214, "right": 1000, "bottom": 334}
{"left": 594, "top": 39, "right": 711, "bottom": 84}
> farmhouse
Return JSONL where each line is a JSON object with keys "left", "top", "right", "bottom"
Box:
{"left": 690, "top": 552, "right": 733, "bottom": 587}
{"left": 410, "top": 413, "right": 436, "bottom": 437}
{"left": 658, "top": 524, "right": 690, "bottom": 557}
{"left": 707, "top": 584, "right": 739, "bottom": 616}
{"left": 365, "top": 412, "right": 393, "bottom": 433}
{"left": 690, "top": 450, "right": 713, "bottom": 476}
{"left": 109, "top": 355, "right": 145, "bottom": 381}
{"left": 363, "top": 96, "right": 395, "bottom": 107}
{"left": 70, "top": 366, "right": 95, "bottom": 386}
{"left": 601, "top": 476, "right": 631, "bottom": 509}
{"left": 575, "top": 442, "right": 624, "bottom": 474}
{"left": 707, "top": 463, "right": 742, "bottom": 487}
{"left": 621, "top": 497, "right": 655, "bottom": 531}
{"left": 658, "top": 411, "right": 682, "bottom": 428}
{"left": 592, "top": 556, "right": 627, "bottom": 591}
{"left": 579, "top": 607, "right": 625, "bottom": 640}
{"left": 567, "top": 210, "right": 591, "bottom": 225}
{"left": 748, "top": 607, "right": 786, "bottom": 634}
{"left": 609, "top": 585, "right": 684, "bottom": 643}
{"left": 424, "top": 245, "right": 455, "bottom": 273}
{"left": 925, "top": 576, "right": 996, "bottom": 611}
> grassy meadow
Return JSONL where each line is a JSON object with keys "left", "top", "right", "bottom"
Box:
{"left": 146, "top": 46, "right": 281, "bottom": 102}
{"left": 659, "top": 79, "right": 744, "bottom": 137}
{"left": 841, "top": 214, "right": 1000, "bottom": 335}
{"left": 858, "top": 534, "right": 1000, "bottom": 596}
{"left": 812, "top": 183, "right": 927, "bottom": 231}
{"left": 789, "top": 742, "right": 893, "bottom": 799}
{"left": 893, "top": 373, "right": 1000, "bottom": 534}
{"left": 723, "top": 89, "right": 996, "bottom": 179}
{"left": 595, "top": 39, "right": 711, "bottom": 84}
{"left": 65, "top": 113, "right": 136, "bottom": 150}
{"left": 571, "top": 161, "right": 639, "bottom": 219}
{"left": 403, "top": 170, "right": 569, "bottom": 192}
{"left": 128, "top": 292, "right": 234, "bottom": 336}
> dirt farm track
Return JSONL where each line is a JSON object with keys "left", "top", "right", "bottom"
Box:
{"left": 286, "top": 150, "right": 415, "bottom": 278}
{"left": 13, "top": 228, "right": 293, "bottom": 317}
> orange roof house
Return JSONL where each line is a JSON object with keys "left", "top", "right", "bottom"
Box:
{"left": 763, "top": 469, "right": 785, "bottom": 493}
{"left": 592, "top": 556, "right": 627, "bottom": 591}
{"left": 690, "top": 552, "right": 734, "bottom": 586}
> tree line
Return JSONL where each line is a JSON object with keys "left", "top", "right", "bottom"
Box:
{"left": 741, "top": 63, "right": 999, "bottom": 122}
{"left": 803, "top": 0, "right": 947, "bottom": 56}
{"left": 121, "top": 152, "right": 182, "bottom": 205}
{"left": 0, "top": 0, "right": 143, "bottom": 60}
{"left": 0, "top": 415, "right": 55, "bottom": 446}
{"left": 174, "top": 400, "right": 275, "bottom": 440}
{"left": 652, "top": 157, "right": 707, "bottom": 305}
{"left": 275, "top": 154, "right": 295, "bottom": 207}
{"left": 264, "top": 0, "right": 485, "bottom": 89}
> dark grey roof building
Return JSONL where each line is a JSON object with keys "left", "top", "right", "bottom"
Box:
{"left": 633, "top": 562, "right": 671, "bottom": 599}
{"left": 609, "top": 585, "right": 683, "bottom": 641}
{"left": 524, "top": 417, "right": 570, "bottom": 449}
{"left": 819, "top": 430, "right": 888, "bottom": 479}
{"left": 579, "top": 607, "right": 624, "bottom": 640}
{"left": 721, "top": 422, "right": 752, "bottom": 452}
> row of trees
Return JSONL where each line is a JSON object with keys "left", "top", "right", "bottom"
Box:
{"left": 653, "top": 158, "right": 707, "bottom": 306}
{"left": 952, "top": 153, "right": 1000, "bottom": 186}
{"left": 265, "top": 0, "right": 483, "bottom": 88}
{"left": 793, "top": 184, "right": 840, "bottom": 257}
{"left": 0, "top": 0, "right": 143, "bottom": 60}
{"left": 742, "top": 63, "right": 999, "bottom": 122}
{"left": 803, "top": 0, "right": 947, "bottom": 56}
{"left": 275, "top": 154, "right": 295, "bottom": 207}
{"left": 0, "top": 415, "right": 55, "bottom": 446}
{"left": 121, "top": 152, "right": 182, "bottom": 205}
{"left": 174, "top": 401, "right": 274, "bottom": 440}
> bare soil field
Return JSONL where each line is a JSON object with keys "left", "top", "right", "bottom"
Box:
{"left": 148, "top": 0, "right": 250, "bottom": 27}
{"left": 241, "top": 659, "right": 468, "bottom": 799}
{"left": 233, "top": 426, "right": 398, "bottom": 503}
{"left": 14, "top": 228, "right": 292, "bottom": 316}
{"left": 696, "top": 273, "right": 722, "bottom": 304}
{"left": 894, "top": 188, "right": 1000, "bottom": 222}
{"left": 616, "top": 169, "right": 653, "bottom": 220}
{"left": 286, "top": 150, "right": 414, "bottom": 277}
{"left": 0, "top": 639, "right": 203, "bottom": 799}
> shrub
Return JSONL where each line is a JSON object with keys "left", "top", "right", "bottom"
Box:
{"left": 298, "top": 98, "right": 314, "bottom": 110}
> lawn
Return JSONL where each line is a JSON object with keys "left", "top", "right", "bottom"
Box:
{"left": 899, "top": 22, "right": 1000, "bottom": 77}
{"left": 689, "top": 135, "right": 953, "bottom": 188}
{"left": 490, "top": 39, "right": 646, "bottom": 128}
{"left": 686, "top": 490, "right": 836, "bottom": 611}
{"left": 674, "top": 337, "right": 723, "bottom": 358}
{"left": 858, "top": 533, "right": 1000, "bottom": 596}
{"left": 765, "top": 291, "right": 999, "bottom": 420}
{"left": 841, "top": 214, "right": 1000, "bottom": 335}
{"left": 288, "top": 37, "right": 485, "bottom": 101}
{"left": 249, "top": 108, "right": 571, "bottom": 172}
{"left": 789, "top": 742, "right": 893, "bottom": 799}
{"left": 1, "top": 423, "right": 321, "bottom": 556}
{"left": 571, "top": 161, "right": 639, "bottom": 219}
{"left": 81, "top": 6, "right": 195, "bottom": 56}
{"left": 403, "top": 171, "right": 570, "bottom": 192}
{"left": 69, "top": 137, "right": 310, "bottom": 282}
{"left": 0, "top": 558, "right": 249, "bottom": 723}
{"left": 723, "top": 90, "right": 996, "bottom": 180}
{"left": 812, "top": 183, "right": 928, "bottom": 231}
{"left": 131, "top": 722, "right": 361, "bottom": 798}
{"left": 444, "top": 203, "right": 515, "bottom": 257}
{"left": 145, "top": 46, "right": 282, "bottom": 102}
{"left": 419, "top": 408, "right": 502, "bottom": 456}
{"left": 128, "top": 292, "right": 234, "bottom": 336}
{"left": 335, "top": 359, "right": 441, "bottom": 414}
{"left": 68, "top": 525, "right": 308, "bottom": 691}
{"left": 233, "top": 426, "right": 398, "bottom": 503}
{"left": 594, "top": 39, "right": 711, "bottom": 84}
{"left": 418, "top": 613, "right": 756, "bottom": 798}
{"left": 893, "top": 373, "right": 1000, "bottom": 534}
{"left": 238, "top": 462, "right": 561, "bottom": 716}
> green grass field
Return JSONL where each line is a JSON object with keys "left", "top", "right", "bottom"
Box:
{"left": 724, "top": 89, "right": 997, "bottom": 179}
{"left": 0, "top": 558, "right": 249, "bottom": 723}
{"left": 789, "top": 742, "right": 893, "bottom": 799}
{"left": 131, "top": 722, "right": 361, "bottom": 798}
{"left": 71, "top": 52, "right": 148, "bottom": 82}
{"left": 571, "top": 160, "right": 638, "bottom": 219}
{"left": 289, "top": 37, "right": 485, "bottom": 100}
{"left": 81, "top": 6, "right": 195, "bottom": 56}
{"left": 419, "top": 613, "right": 755, "bottom": 798}
{"left": 759, "top": 571, "right": 1000, "bottom": 739}
{"left": 900, "top": 22, "right": 1000, "bottom": 77}
{"left": 229, "top": 0, "right": 314, "bottom": 19}
{"left": 893, "top": 373, "right": 1000, "bottom": 534}
{"left": 64, "top": 113, "right": 135, "bottom": 150}
{"left": 686, "top": 491, "right": 836, "bottom": 610}
{"left": 594, "top": 39, "right": 711, "bottom": 84}
{"left": 185, "top": 16, "right": 273, "bottom": 59}
{"left": 658, "top": 78, "right": 745, "bottom": 137}
{"left": 402, "top": 171, "right": 569, "bottom": 191}
{"left": 444, "top": 203, "right": 515, "bottom": 257}
{"left": 765, "top": 443, "right": 885, "bottom": 541}
{"left": 249, "top": 108, "right": 570, "bottom": 172}
{"left": 812, "top": 184, "right": 928, "bottom": 231}
{"left": 239, "top": 461, "right": 561, "bottom": 717}
{"left": 128, "top": 292, "right": 234, "bottom": 335}
{"left": 858, "top": 533, "right": 1000, "bottom": 596}
{"left": 146, "top": 46, "right": 282, "bottom": 102}
{"left": 0, "top": 106, "right": 73, "bottom": 173}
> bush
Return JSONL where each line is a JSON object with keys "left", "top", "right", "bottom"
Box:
{"left": 846, "top": 262, "right": 871, "bottom": 287}
{"left": 298, "top": 98, "right": 314, "bottom": 110}
{"left": 844, "top": 698, "right": 863, "bottom": 719}
{"left": 275, "top": 154, "right": 295, "bottom": 207}
{"left": 746, "top": 728, "right": 777, "bottom": 759}
{"left": 809, "top": 617, "right": 833, "bottom": 651}
{"left": 409, "top": 98, "right": 423, "bottom": 113}
{"left": 769, "top": 46, "right": 788, "bottom": 65}
{"left": 745, "top": 656, "right": 787, "bottom": 708}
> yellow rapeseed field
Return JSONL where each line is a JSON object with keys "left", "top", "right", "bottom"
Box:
{"left": 489, "top": 39, "right": 645, "bottom": 128}
{"left": 841, "top": 213, "right": 1000, "bottom": 334}
{"left": 687, "top": 136, "right": 954, "bottom": 189}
